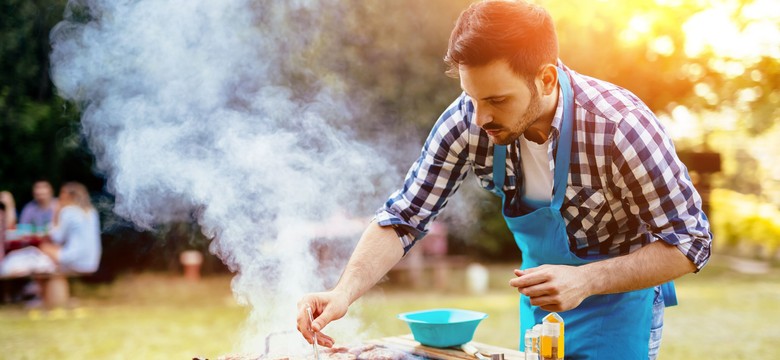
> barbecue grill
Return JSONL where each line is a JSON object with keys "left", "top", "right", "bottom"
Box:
{"left": 202, "top": 334, "right": 524, "bottom": 360}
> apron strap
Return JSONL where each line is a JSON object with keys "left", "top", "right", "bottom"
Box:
{"left": 661, "top": 281, "right": 678, "bottom": 307}
{"left": 550, "top": 67, "right": 574, "bottom": 211}
{"left": 493, "top": 145, "right": 507, "bottom": 192}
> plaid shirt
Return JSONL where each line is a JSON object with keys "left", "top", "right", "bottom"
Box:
{"left": 376, "top": 63, "right": 712, "bottom": 270}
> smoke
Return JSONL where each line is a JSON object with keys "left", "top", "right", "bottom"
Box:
{"left": 50, "top": 0, "right": 400, "bottom": 354}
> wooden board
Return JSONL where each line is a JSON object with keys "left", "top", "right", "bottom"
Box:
{"left": 371, "top": 335, "right": 524, "bottom": 360}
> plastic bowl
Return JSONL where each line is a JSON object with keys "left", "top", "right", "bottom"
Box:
{"left": 397, "top": 308, "right": 488, "bottom": 348}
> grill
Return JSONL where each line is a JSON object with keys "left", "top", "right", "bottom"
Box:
{"left": 204, "top": 335, "right": 524, "bottom": 360}
{"left": 370, "top": 336, "right": 522, "bottom": 360}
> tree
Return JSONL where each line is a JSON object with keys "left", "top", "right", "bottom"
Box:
{"left": 0, "top": 0, "right": 101, "bottom": 205}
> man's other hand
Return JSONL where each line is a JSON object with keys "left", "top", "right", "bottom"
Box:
{"left": 509, "top": 265, "right": 590, "bottom": 312}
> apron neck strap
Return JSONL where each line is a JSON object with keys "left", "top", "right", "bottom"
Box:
{"left": 551, "top": 67, "right": 574, "bottom": 210}
{"left": 493, "top": 144, "right": 507, "bottom": 191}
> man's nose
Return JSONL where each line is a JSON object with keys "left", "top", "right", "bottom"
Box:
{"left": 474, "top": 104, "right": 492, "bottom": 128}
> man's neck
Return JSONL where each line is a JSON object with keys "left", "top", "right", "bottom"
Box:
{"left": 523, "top": 85, "right": 560, "bottom": 144}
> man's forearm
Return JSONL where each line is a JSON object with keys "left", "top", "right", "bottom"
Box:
{"left": 583, "top": 240, "right": 697, "bottom": 295}
{"left": 333, "top": 220, "right": 405, "bottom": 304}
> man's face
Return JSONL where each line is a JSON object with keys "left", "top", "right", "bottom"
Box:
{"left": 32, "top": 182, "right": 53, "bottom": 204}
{"left": 459, "top": 60, "right": 542, "bottom": 145}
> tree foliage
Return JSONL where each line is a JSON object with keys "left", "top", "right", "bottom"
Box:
{"left": 2, "top": 0, "right": 778, "bottom": 262}
{"left": 0, "top": 0, "right": 101, "bottom": 205}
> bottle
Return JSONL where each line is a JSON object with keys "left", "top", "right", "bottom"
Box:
{"left": 532, "top": 324, "right": 542, "bottom": 355}
{"left": 540, "top": 313, "right": 564, "bottom": 360}
{"left": 524, "top": 326, "right": 540, "bottom": 360}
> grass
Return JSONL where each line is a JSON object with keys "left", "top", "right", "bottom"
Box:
{"left": 1, "top": 254, "right": 778, "bottom": 359}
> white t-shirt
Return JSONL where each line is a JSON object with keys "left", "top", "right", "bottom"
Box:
{"left": 519, "top": 134, "right": 553, "bottom": 208}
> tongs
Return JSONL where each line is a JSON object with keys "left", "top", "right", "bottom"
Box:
{"left": 306, "top": 306, "right": 321, "bottom": 360}
{"left": 461, "top": 343, "right": 488, "bottom": 360}
{"left": 462, "top": 343, "right": 504, "bottom": 360}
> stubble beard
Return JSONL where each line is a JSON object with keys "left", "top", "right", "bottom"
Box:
{"left": 493, "top": 90, "right": 543, "bottom": 145}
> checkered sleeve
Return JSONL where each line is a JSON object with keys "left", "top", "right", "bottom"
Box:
{"left": 610, "top": 107, "right": 712, "bottom": 270}
{"left": 375, "top": 94, "right": 473, "bottom": 254}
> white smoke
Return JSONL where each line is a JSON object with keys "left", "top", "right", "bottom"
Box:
{"left": 50, "top": 0, "right": 400, "bottom": 354}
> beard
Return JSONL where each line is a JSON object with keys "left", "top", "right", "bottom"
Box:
{"left": 491, "top": 87, "right": 543, "bottom": 145}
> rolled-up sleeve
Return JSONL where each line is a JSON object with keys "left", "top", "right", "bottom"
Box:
{"left": 610, "top": 107, "right": 712, "bottom": 270}
{"left": 375, "top": 94, "right": 473, "bottom": 254}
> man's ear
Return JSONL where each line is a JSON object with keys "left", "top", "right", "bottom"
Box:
{"left": 538, "top": 64, "right": 558, "bottom": 96}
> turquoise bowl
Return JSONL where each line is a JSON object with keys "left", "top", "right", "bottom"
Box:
{"left": 397, "top": 308, "right": 488, "bottom": 348}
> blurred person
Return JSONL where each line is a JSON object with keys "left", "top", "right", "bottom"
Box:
{"left": 0, "top": 191, "right": 17, "bottom": 229}
{"left": 0, "top": 191, "right": 15, "bottom": 261}
{"left": 297, "top": 1, "right": 711, "bottom": 359}
{"left": 0, "top": 188, "right": 56, "bottom": 302}
{"left": 422, "top": 221, "right": 449, "bottom": 290}
{"left": 39, "top": 182, "right": 102, "bottom": 273}
{"left": 421, "top": 220, "right": 448, "bottom": 257}
{"left": 18, "top": 180, "right": 58, "bottom": 228}
{"left": 0, "top": 200, "right": 6, "bottom": 263}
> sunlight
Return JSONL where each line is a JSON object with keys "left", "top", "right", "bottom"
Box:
{"left": 621, "top": 14, "right": 653, "bottom": 44}
{"left": 650, "top": 35, "right": 676, "bottom": 56}
{"left": 662, "top": 105, "right": 702, "bottom": 142}
{"left": 683, "top": 0, "right": 780, "bottom": 60}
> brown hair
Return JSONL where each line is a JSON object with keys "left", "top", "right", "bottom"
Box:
{"left": 444, "top": 0, "right": 559, "bottom": 81}
{"left": 61, "top": 182, "right": 94, "bottom": 212}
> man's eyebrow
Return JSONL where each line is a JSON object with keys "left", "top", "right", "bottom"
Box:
{"left": 461, "top": 88, "right": 511, "bottom": 101}
{"left": 482, "top": 94, "right": 510, "bottom": 101}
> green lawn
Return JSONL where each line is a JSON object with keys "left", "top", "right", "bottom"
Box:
{"left": 1, "top": 254, "right": 778, "bottom": 359}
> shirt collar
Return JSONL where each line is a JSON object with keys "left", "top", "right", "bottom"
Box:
{"left": 548, "top": 80, "right": 565, "bottom": 141}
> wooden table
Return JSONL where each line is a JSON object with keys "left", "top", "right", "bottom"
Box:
{"left": 371, "top": 335, "right": 524, "bottom": 360}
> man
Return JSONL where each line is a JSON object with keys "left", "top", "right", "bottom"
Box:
{"left": 19, "top": 180, "right": 58, "bottom": 228}
{"left": 297, "top": 1, "right": 711, "bottom": 359}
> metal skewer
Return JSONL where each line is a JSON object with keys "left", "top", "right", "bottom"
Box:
{"left": 306, "top": 306, "right": 321, "bottom": 360}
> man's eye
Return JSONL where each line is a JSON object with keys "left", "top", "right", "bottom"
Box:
{"left": 489, "top": 98, "right": 506, "bottom": 105}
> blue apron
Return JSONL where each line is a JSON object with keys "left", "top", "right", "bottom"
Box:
{"left": 491, "top": 68, "right": 675, "bottom": 359}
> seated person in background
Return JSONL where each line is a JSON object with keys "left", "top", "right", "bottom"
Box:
{"left": 1, "top": 191, "right": 49, "bottom": 303}
{"left": 1, "top": 200, "right": 6, "bottom": 262}
{"left": 39, "top": 182, "right": 101, "bottom": 274}
{"left": 1, "top": 191, "right": 17, "bottom": 230}
{"left": 19, "top": 180, "right": 58, "bottom": 228}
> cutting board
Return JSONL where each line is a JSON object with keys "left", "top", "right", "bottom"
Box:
{"left": 372, "top": 335, "right": 524, "bottom": 360}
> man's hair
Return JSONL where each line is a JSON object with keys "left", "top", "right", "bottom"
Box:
{"left": 444, "top": 0, "right": 559, "bottom": 81}
{"left": 33, "top": 179, "right": 52, "bottom": 188}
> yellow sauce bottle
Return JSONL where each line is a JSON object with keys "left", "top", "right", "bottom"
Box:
{"left": 540, "top": 313, "right": 564, "bottom": 360}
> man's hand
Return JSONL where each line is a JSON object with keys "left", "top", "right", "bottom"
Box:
{"left": 296, "top": 291, "right": 350, "bottom": 347}
{"left": 509, "top": 242, "right": 697, "bottom": 312}
{"left": 509, "top": 265, "right": 591, "bottom": 312}
{"left": 295, "top": 221, "right": 404, "bottom": 347}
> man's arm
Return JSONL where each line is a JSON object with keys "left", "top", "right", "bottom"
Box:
{"left": 512, "top": 106, "right": 710, "bottom": 312}
{"left": 584, "top": 240, "right": 696, "bottom": 293}
{"left": 510, "top": 240, "right": 696, "bottom": 312}
{"left": 296, "top": 94, "right": 475, "bottom": 346}
{"left": 329, "top": 220, "right": 404, "bottom": 305}
{"left": 296, "top": 220, "right": 403, "bottom": 346}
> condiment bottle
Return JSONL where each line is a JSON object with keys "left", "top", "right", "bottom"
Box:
{"left": 540, "top": 313, "right": 564, "bottom": 360}
{"left": 524, "top": 326, "right": 540, "bottom": 360}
